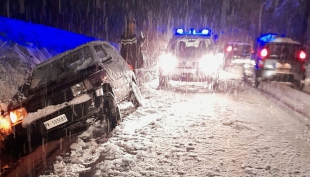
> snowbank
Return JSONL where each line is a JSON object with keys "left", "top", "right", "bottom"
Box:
{"left": 260, "top": 83, "right": 310, "bottom": 117}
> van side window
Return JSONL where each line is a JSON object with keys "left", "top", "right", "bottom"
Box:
{"left": 94, "top": 45, "right": 108, "bottom": 59}
{"left": 63, "top": 46, "right": 92, "bottom": 66}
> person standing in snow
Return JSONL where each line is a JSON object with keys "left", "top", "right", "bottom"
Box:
{"left": 120, "top": 17, "right": 146, "bottom": 74}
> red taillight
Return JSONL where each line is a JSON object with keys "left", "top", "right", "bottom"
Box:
{"left": 226, "top": 46, "right": 232, "bottom": 52}
{"left": 298, "top": 51, "right": 306, "bottom": 60}
{"left": 260, "top": 48, "right": 268, "bottom": 58}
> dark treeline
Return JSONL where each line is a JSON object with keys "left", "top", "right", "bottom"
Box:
{"left": 0, "top": 0, "right": 309, "bottom": 46}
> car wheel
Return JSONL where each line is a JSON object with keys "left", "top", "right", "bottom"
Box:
{"left": 130, "top": 82, "right": 143, "bottom": 108}
{"left": 103, "top": 92, "right": 121, "bottom": 132}
{"left": 159, "top": 75, "right": 168, "bottom": 87}
{"left": 242, "top": 70, "right": 247, "bottom": 82}
{"left": 252, "top": 69, "right": 260, "bottom": 88}
{"left": 212, "top": 76, "right": 220, "bottom": 90}
{"left": 294, "top": 80, "right": 304, "bottom": 91}
{"left": 212, "top": 81, "right": 219, "bottom": 90}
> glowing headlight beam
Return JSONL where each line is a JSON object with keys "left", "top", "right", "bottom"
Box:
{"left": 199, "top": 54, "right": 221, "bottom": 74}
{"left": 159, "top": 53, "right": 177, "bottom": 74}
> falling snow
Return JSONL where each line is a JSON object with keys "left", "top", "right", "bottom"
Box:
{"left": 37, "top": 76, "right": 310, "bottom": 177}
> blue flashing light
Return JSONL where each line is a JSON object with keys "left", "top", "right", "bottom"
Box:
{"left": 176, "top": 28, "right": 184, "bottom": 34}
{"left": 258, "top": 33, "right": 277, "bottom": 43}
{"left": 201, "top": 29, "right": 209, "bottom": 35}
{"left": 175, "top": 28, "right": 211, "bottom": 36}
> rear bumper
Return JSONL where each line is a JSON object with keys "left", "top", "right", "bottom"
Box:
{"left": 160, "top": 68, "right": 219, "bottom": 79}
{"left": 259, "top": 70, "right": 304, "bottom": 82}
{"left": 225, "top": 58, "right": 253, "bottom": 66}
{"left": 161, "top": 67, "right": 219, "bottom": 81}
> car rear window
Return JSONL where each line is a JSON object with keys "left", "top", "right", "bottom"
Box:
{"left": 232, "top": 44, "right": 251, "bottom": 55}
{"left": 267, "top": 43, "right": 301, "bottom": 59}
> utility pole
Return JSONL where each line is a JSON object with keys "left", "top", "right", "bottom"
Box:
{"left": 301, "top": 0, "right": 310, "bottom": 45}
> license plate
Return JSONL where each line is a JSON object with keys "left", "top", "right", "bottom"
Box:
{"left": 44, "top": 114, "right": 68, "bottom": 130}
{"left": 95, "top": 88, "right": 103, "bottom": 96}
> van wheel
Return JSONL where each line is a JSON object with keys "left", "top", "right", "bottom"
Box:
{"left": 103, "top": 92, "right": 121, "bottom": 132}
{"left": 130, "top": 82, "right": 143, "bottom": 108}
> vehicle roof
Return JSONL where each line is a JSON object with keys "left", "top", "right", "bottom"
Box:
{"left": 171, "top": 34, "right": 212, "bottom": 39}
{"left": 35, "top": 40, "right": 112, "bottom": 69}
{"left": 168, "top": 34, "right": 212, "bottom": 45}
{"left": 225, "top": 42, "right": 251, "bottom": 46}
{"left": 269, "top": 37, "right": 300, "bottom": 44}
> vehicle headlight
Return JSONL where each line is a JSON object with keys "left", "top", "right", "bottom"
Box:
{"left": 199, "top": 54, "right": 220, "bottom": 74}
{"left": 0, "top": 115, "right": 11, "bottom": 131}
{"left": 159, "top": 53, "right": 177, "bottom": 74}
{"left": 70, "top": 82, "right": 87, "bottom": 97}
{"left": 9, "top": 107, "right": 27, "bottom": 124}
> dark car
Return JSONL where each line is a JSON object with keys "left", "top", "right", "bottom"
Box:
{"left": 0, "top": 41, "right": 143, "bottom": 153}
{"left": 243, "top": 34, "right": 307, "bottom": 90}
{"left": 223, "top": 42, "right": 252, "bottom": 68}
{"left": 158, "top": 28, "right": 222, "bottom": 89}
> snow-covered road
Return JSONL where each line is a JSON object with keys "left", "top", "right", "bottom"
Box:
{"left": 38, "top": 74, "right": 310, "bottom": 177}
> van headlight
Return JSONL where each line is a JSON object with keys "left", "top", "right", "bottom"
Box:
{"left": 9, "top": 107, "right": 27, "bottom": 124}
{"left": 71, "top": 82, "right": 87, "bottom": 97}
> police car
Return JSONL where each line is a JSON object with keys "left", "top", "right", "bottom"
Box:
{"left": 158, "top": 28, "right": 222, "bottom": 89}
{"left": 243, "top": 33, "right": 307, "bottom": 90}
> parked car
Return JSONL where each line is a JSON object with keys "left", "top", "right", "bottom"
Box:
{"left": 0, "top": 41, "right": 143, "bottom": 153}
{"left": 243, "top": 34, "right": 307, "bottom": 90}
{"left": 158, "top": 28, "right": 222, "bottom": 89}
{"left": 223, "top": 42, "right": 252, "bottom": 69}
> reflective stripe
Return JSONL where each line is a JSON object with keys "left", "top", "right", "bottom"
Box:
{"left": 121, "top": 37, "right": 137, "bottom": 45}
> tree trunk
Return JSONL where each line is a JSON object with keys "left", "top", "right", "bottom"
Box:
{"left": 258, "top": 2, "right": 264, "bottom": 36}
{"left": 19, "top": 0, "right": 25, "bottom": 14}
{"left": 300, "top": 0, "right": 310, "bottom": 45}
{"left": 58, "top": 0, "right": 62, "bottom": 14}
{"left": 220, "top": 0, "right": 227, "bottom": 31}
{"left": 6, "top": 0, "right": 10, "bottom": 17}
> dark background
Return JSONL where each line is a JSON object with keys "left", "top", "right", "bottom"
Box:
{"left": 1, "top": 0, "right": 310, "bottom": 47}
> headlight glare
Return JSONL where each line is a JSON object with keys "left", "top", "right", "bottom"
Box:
{"left": 71, "top": 82, "right": 87, "bottom": 97}
{"left": 9, "top": 107, "right": 27, "bottom": 124}
{"left": 159, "top": 53, "right": 177, "bottom": 73}
{"left": 199, "top": 54, "right": 220, "bottom": 74}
